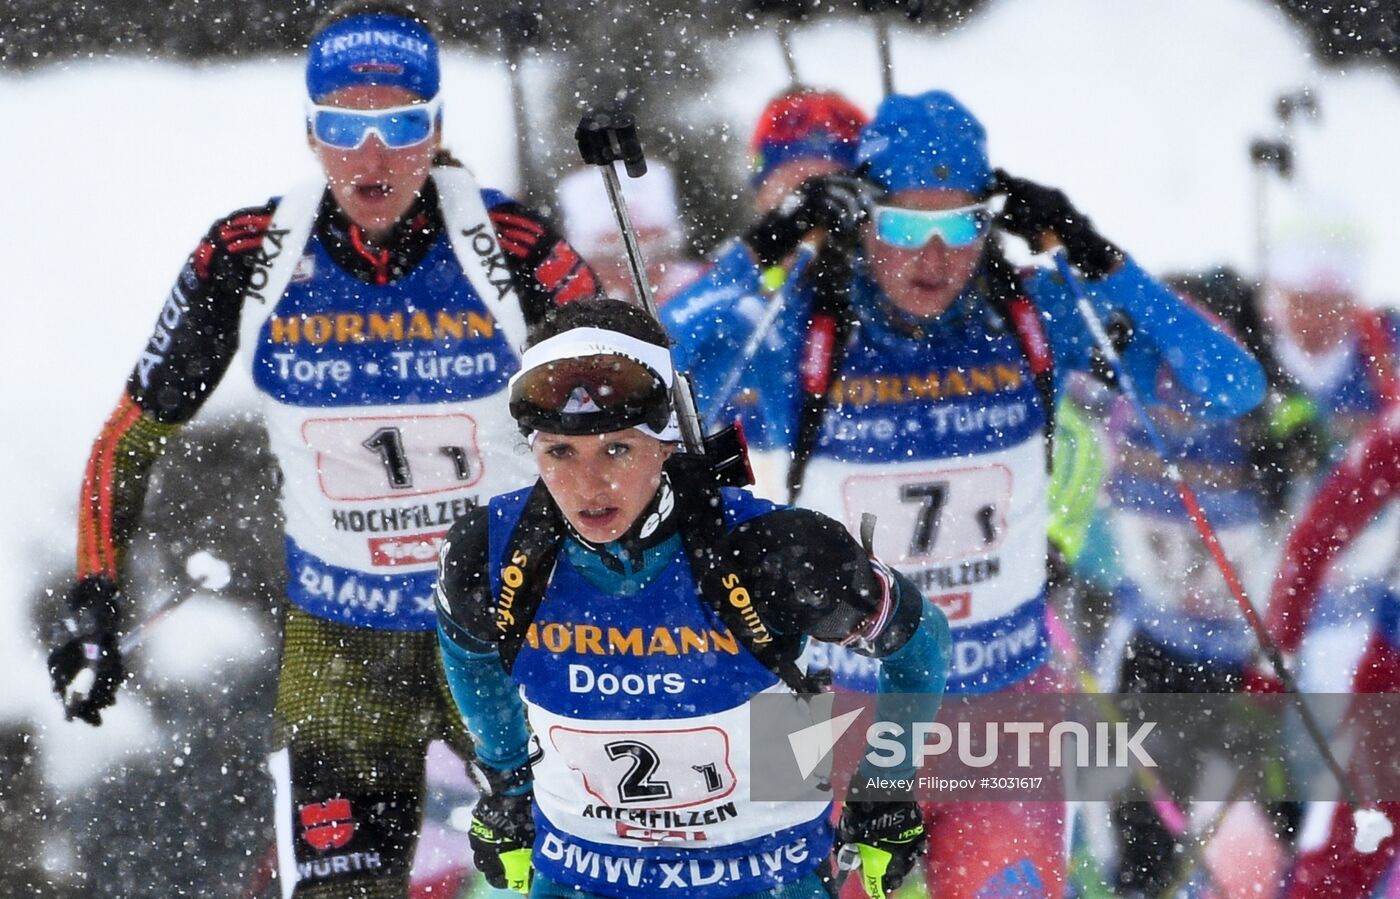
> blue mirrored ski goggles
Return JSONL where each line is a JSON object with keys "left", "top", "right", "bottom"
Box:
{"left": 308, "top": 96, "right": 442, "bottom": 149}
{"left": 873, "top": 203, "right": 992, "bottom": 250}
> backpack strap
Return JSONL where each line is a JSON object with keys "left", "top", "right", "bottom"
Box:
{"left": 786, "top": 246, "right": 857, "bottom": 504}
{"left": 489, "top": 484, "right": 568, "bottom": 674}
{"left": 982, "top": 250, "right": 1057, "bottom": 471}
{"left": 435, "top": 167, "right": 533, "bottom": 353}
{"left": 1358, "top": 309, "right": 1400, "bottom": 408}
{"left": 670, "top": 457, "right": 823, "bottom": 695}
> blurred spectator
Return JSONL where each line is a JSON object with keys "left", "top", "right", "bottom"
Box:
{"left": 556, "top": 161, "right": 701, "bottom": 303}
{"left": 1261, "top": 198, "right": 1398, "bottom": 452}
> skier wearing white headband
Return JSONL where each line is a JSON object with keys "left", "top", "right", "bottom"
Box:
{"left": 437, "top": 298, "right": 951, "bottom": 898}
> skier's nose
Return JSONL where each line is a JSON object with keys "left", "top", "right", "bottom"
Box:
{"left": 347, "top": 133, "right": 393, "bottom": 169}
{"left": 579, "top": 463, "right": 615, "bottom": 498}
{"left": 917, "top": 235, "right": 951, "bottom": 264}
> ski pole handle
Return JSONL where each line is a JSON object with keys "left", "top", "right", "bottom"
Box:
{"left": 575, "top": 109, "right": 653, "bottom": 314}
{"left": 575, "top": 108, "right": 706, "bottom": 455}
{"left": 119, "top": 549, "right": 234, "bottom": 655}
{"left": 832, "top": 842, "right": 862, "bottom": 893}
{"left": 575, "top": 107, "right": 646, "bottom": 178}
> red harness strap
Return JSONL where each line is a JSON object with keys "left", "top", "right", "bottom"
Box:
{"left": 1358, "top": 310, "right": 1400, "bottom": 408}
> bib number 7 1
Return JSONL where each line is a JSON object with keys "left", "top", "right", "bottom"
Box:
{"left": 844, "top": 465, "right": 1012, "bottom": 565}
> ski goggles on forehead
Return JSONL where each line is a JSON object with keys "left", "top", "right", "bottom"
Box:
{"left": 873, "top": 203, "right": 992, "bottom": 250}
{"left": 508, "top": 328, "right": 677, "bottom": 438}
{"left": 307, "top": 96, "right": 441, "bottom": 149}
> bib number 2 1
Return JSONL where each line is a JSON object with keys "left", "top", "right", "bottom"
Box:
{"left": 550, "top": 726, "right": 736, "bottom": 808}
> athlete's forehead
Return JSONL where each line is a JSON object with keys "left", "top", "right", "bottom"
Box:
{"left": 878, "top": 187, "right": 980, "bottom": 212}
{"left": 313, "top": 83, "right": 428, "bottom": 111}
{"left": 533, "top": 428, "right": 655, "bottom": 449}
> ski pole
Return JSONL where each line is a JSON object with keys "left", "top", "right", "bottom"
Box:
{"left": 860, "top": 0, "right": 924, "bottom": 96}
{"left": 1050, "top": 249, "right": 1392, "bottom": 852}
{"left": 1249, "top": 87, "right": 1318, "bottom": 281}
{"left": 499, "top": 8, "right": 545, "bottom": 203}
{"left": 873, "top": 16, "right": 895, "bottom": 95}
{"left": 575, "top": 108, "right": 706, "bottom": 455}
{"left": 776, "top": 19, "right": 802, "bottom": 86}
{"left": 64, "top": 550, "right": 233, "bottom": 712}
{"left": 1044, "top": 610, "right": 1190, "bottom": 837}
{"left": 121, "top": 549, "right": 233, "bottom": 654}
{"left": 1044, "top": 608, "right": 1245, "bottom": 899}
{"left": 701, "top": 241, "right": 816, "bottom": 429}
{"left": 1157, "top": 771, "right": 1258, "bottom": 899}
{"left": 745, "top": 0, "right": 810, "bottom": 87}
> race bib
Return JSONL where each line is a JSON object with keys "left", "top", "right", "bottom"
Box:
{"left": 528, "top": 696, "right": 822, "bottom": 850}
{"left": 301, "top": 413, "right": 484, "bottom": 500}
{"left": 1113, "top": 510, "right": 1256, "bottom": 621}
{"left": 841, "top": 464, "right": 1012, "bottom": 566}
{"left": 548, "top": 725, "right": 736, "bottom": 810}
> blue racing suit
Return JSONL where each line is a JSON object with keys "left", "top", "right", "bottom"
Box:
{"left": 663, "top": 241, "right": 1265, "bottom": 695}
{"left": 437, "top": 481, "right": 950, "bottom": 898}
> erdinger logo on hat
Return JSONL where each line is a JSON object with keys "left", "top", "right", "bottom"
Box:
{"left": 307, "top": 12, "right": 440, "bottom": 102}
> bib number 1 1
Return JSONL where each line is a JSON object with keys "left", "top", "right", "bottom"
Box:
{"left": 363, "top": 426, "right": 475, "bottom": 490}
{"left": 302, "top": 414, "right": 484, "bottom": 501}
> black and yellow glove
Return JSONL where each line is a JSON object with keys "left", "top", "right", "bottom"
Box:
{"left": 744, "top": 173, "right": 870, "bottom": 267}
{"left": 837, "top": 799, "right": 926, "bottom": 896}
{"left": 469, "top": 791, "right": 535, "bottom": 894}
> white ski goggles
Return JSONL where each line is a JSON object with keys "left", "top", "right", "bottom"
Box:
{"left": 307, "top": 96, "right": 442, "bottom": 149}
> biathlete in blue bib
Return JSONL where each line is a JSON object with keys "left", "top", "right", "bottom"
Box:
{"left": 435, "top": 298, "right": 951, "bottom": 898}
{"left": 663, "top": 90, "right": 1268, "bottom": 898}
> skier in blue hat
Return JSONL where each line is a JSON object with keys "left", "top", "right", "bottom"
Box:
{"left": 664, "top": 88, "right": 1267, "bottom": 898}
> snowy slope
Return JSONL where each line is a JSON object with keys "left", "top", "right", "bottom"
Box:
{"left": 3, "top": 0, "right": 1399, "bottom": 778}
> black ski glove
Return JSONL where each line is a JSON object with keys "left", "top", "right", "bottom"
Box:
{"left": 469, "top": 790, "right": 535, "bottom": 894}
{"left": 744, "top": 173, "right": 870, "bottom": 268}
{"left": 994, "top": 169, "right": 1123, "bottom": 279}
{"left": 1253, "top": 390, "right": 1329, "bottom": 523}
{"left": 48, "top": 576, "right": 126, "bottom": 726}
{"left": 837, "top": 799, "right": 926, "bottom": 896}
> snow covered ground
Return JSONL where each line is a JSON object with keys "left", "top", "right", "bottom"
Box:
{"left": 3, "top": 0, "right": 1397, "bottom": 851}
